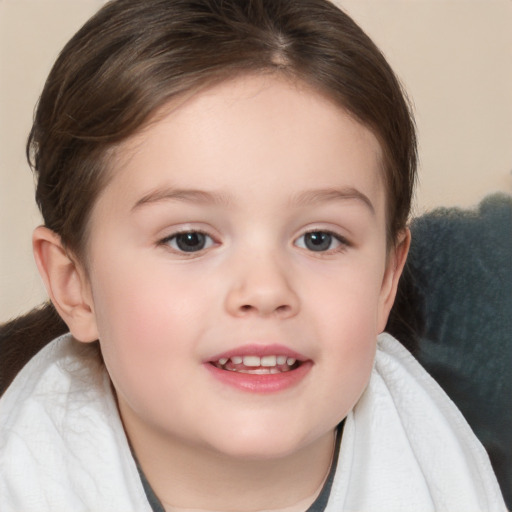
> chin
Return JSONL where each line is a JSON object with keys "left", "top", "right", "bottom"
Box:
{"left": 202, "top": 420, "right": 325, "bottom": 462}
{"left": 213, "top": 440, "right": 303, "bottom": 462}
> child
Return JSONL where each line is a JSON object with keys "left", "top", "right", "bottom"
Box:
{"left": 0, "top": 0, "right": 506, "bottom": 510}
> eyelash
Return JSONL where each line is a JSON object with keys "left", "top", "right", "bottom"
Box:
{"left": 158, "top": 229, "right": 350, "bottom": 255}
{"left": 159, "top": 230, "right": 216, "bottom": 254}
{"left": 294, "top": 230, "right": 350, "bottom": 254}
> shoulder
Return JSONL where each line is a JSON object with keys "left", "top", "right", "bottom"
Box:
{"left": 325, "top": 334, "right": 506, "bottom": 511}
{"left": 0, "top": 335, "right": 149, "bottom": 511}
{"left": 0, "top": 334, "right": 110, "bottom": 450}
{"left": 1, "top": 334, "right": 104, "bottom": 410}
{"left": 340, "top": 332, "right": 507, "bottom": 510}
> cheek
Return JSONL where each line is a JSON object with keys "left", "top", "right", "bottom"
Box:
{"left": 301, "top": 260, "right": 383, "bottom": 412}
{"left": 305, "top": 256, "right": 385, "bottom": 333}
{"left": 91, "top": 251, "right": 206, "bottom": 332}
{"left": 318, "top": 321, "right": 376, "bottom": 428}
{"left": 88, "top": 258, "right": 213, "bottom": 390}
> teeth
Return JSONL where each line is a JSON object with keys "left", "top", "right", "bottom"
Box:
{"left": 243, "top": 356, "right": 261, "bottom": 367}
{"left": 214, "top": 354, "right": 299, "bottom": 371}
{"left": 261, "top": 355, "right": 277, "bottom": 367}
{"left": 239, "top": 368, "right": 275, "bottom": 374}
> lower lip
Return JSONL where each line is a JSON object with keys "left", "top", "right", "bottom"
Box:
{"left": 204, "top": 361, "right": 312, "bottom": 393}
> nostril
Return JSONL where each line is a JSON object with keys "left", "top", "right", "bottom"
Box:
{"left": 238, "top": 304, "right": 292, "bottom": 315}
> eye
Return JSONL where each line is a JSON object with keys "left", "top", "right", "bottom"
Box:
{"left": 162, "top": 231, "right": 215, "bottom": 253}
{"left": 295, "top": 231, "right": 346, "bottom": 252}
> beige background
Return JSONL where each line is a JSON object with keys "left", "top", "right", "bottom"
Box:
{"left": 1, "top": 0, "right": 511, "bottom": 323}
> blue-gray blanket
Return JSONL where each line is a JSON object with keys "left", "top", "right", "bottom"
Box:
{"left": 389, "top": 193, "right": 512, "bottom": 508}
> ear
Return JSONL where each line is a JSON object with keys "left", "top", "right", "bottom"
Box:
{"left": 377, "top": 228, "right": 411, "bottom": 333}
{"left": 33, "top": 226, "right": 99, "bottom": 343}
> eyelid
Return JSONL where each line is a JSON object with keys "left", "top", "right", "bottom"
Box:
{"left": 158, "top": 227, "right": 219, "bottom": 255}
{"left": 294, "top": 228, "right": 351, "bottom": 252}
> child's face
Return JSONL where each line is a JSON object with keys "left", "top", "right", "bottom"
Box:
{"left": 82, "top": 74, "right": 404, "bottom": 460}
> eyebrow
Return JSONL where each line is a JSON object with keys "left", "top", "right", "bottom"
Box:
{"left": 290, "top": 187, "right": 375, "bottom": 214}
{"left": 131, "top": 187, "right": 231, "bottom": 211}
{"left": 131, "top": 185, "right": 375, "bottom": 214}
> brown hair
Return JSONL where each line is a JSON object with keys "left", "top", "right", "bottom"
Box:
{"left": 1, "top": 0, "right": 417, "bottom": 391}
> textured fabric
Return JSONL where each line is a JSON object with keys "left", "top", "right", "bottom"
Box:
{"left": 408, "top": 193, "right": 512, "bottom": 508}
{"left": 0, "top": 333, "right": 506, "bottom": 511}
{"left": 0, "top": 338, "right": 152, "bottom": 512}
{"left": 325, "top": 334, "right": 506, "bottom": 512}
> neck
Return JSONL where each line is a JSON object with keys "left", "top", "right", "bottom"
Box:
{"left": 130, "top": 427, "right": 337, "bottom": 512}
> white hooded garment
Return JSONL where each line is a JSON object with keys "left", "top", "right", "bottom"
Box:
{"left": 0, "top": 333, "right": 507, "bottom": 512}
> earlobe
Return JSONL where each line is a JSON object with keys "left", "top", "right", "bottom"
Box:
{"left": 33, "top": 226, "right": 99, "bottom": 343}
{"left": 377, "top": 228, "right": 411, "bottom": 333}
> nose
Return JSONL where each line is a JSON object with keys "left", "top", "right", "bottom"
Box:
{"left": 224, "top": 251, "right": 300, "bottom": 319}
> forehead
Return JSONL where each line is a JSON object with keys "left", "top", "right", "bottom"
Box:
{"left": 99, "top": 74, "right": 385, "bottom": 216}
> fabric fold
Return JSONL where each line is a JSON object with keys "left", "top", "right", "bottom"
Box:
{"left": 325, "top": 334, "right": 506, "bottom": 512}
{"left": 0, "top": 336, "right": 151, "bottom": 512}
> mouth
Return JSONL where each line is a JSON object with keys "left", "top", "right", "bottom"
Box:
{"left": 210, "top": 354, "right": 301, "bottom": 374}
{"left": 205, "top": 346, "right": 311, "bottom": 393}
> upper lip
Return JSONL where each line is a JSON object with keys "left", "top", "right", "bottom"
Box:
{"left": 206, "top": 344, "right": 308, "bottom": 363}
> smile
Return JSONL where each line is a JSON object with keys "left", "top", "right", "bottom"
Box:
{"left": 205, "top": 345, "right": 311, "bottom": 393}
{"left": 211, "top": 355, "right": 300, "bottom": 374}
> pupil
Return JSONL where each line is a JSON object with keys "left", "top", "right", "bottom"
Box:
{"left": 176, "top": 232, "right": 206, "bottom": 252}
{"left": 305, "top": 232, "right": 331, "bottom": 251}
